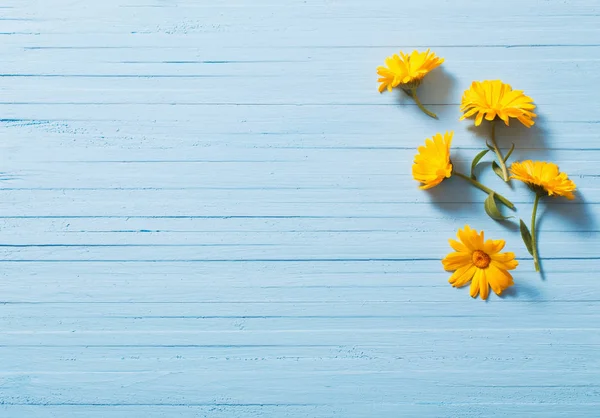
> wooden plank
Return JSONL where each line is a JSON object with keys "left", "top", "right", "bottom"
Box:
{"left": 1, "top": 0, "right": 599, "bottom": 416}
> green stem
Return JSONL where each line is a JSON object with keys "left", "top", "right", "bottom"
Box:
{"left": 489, "top": 121, "right": 509, "bottom": 182}
{"left": 454, "top": 171, "right": 515, "bottom": 209}
{"left": 531, "top": 193, "right": 541, "bottom": 272}
{"left": 410, "top": 88, "right": 438, "bottom": 119}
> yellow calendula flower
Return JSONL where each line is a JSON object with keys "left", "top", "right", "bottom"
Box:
{"left": 460, "top": 80, "right": 537, "bottom": 128}
{"left": 510, "top": 161, "right": 577, "bottom": 273}
{"left": 510, "top": 160, "right": 576, "bottom": 200}
{"left": 377, "top": 49, "right": 444, "bottom": 118}
{"left": 377, "top": 49, "right": 444, "bottom": 92}
{"left": 442, "top": 225, "right": 518, "bottom": 300}
{"left": 412, "top": 131, "right": 453, "bottom": 190}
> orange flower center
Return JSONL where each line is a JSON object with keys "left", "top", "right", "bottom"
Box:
{"left": 471, "top": 250, "right": 491, "bottom": 269}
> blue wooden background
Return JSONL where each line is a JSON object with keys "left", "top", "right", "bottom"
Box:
{"left": 1, "top": 1, "right": 599, "bottom": 417}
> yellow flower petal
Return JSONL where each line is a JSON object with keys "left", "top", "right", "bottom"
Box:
{"left": 484, "top": 239, "right": 505, "bottom": 255}
{"left": 457, "top": 225, "right": 483, "bottom": 252}
{"left": 470, "top": 269, "right": 481, "bottom": 298}
{"left": 491, "top": 258, "right": 519, "bottom": 271}
{"left": 448, "top": 238, "right": 468, "bottom": 253}
{"left": 442, "top": 251, "right": 472, "bottom": 271}
{"left": 487, "top": 263, "right": 515, "bottom": 296}
{"left": 448, "top": 263, "right": 476, "bottom": 288}
{"left": 479, "top": 269, "right": 490, "bottom": 300}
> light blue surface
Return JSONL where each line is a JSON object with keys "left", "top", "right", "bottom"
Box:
{"left": 1, "top": 1, "right": 600, "bottom": 417}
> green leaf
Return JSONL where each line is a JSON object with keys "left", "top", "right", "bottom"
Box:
{"left": 504, "top": 143, "right": 515, "bottom": 163}
{"left": 492, "top": 161, "right": 504, "bottom": 180}
{"left": 485, "top": 141, "right": 495, "bottom": 152}
{"left": 470, "top": 149, "right": 489, "bottom": 180}
{"left": 519, "top": 219, "right": 534, "bottom": 255}
{"left": 484, "top": 192, "right": 511, "bottom": 221}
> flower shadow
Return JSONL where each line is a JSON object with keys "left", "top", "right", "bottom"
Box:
{"left": 538, "top": 191, "right": 597, "bottom": 231}
{"left": 424, "top": 177, "right": 480, "bottom": 214}
{"left": 423, "top": 150, "right": 479, "bottom": 215}
{"left": 467, "top": 113, "right": 552, "bottom": 161}
{"left": 498, "top": 280, "right": 543, "bottom": 300}
{"left": 424, "top": 150, "right": 518, "bottom": 230}
{"left": 418, "top": 67, "right": 457, "bottom": 118}
{"left": 394, "top": 67, "right": 456, "bottom": 119}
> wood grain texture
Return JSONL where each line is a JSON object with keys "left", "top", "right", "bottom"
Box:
{"left": 1, "top": 0, "right": 600, "bottom": 417}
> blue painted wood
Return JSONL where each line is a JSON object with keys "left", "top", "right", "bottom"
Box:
{"left": 1, "top": 0, "right": 599, "bottom": 416}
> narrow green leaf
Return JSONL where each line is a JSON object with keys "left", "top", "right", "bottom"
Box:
{"left": 491, "top": 161, "right": 504, "bottom": 180}
{"left": 504, "top": 143, "right": 515, "bottom": 163}
{"left": 470, "top": 149, "right": 489, "bottom": 180}
{"left": 485, "top": 141, "right": 495, "bottom": 152}
{"left": 484, "top": 192, "right": 511, "bottom": 221}
{"left": 519, "top": 219, "right": 534, "bottom": 255}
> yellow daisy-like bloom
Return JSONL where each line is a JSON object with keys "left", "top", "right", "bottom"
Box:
{"left": 412, "top": 131, "right": 453, "bottom": 190}
{"left": 442, "top": 225, "right": 518, "bottom": 300}
{"left": 510, "top": 160, "right": 576, "bottom": 199}
{"left": 377, "top": 49, "right": 444, "bottom": 93}
{"left": 460, "top": 80, "right": 537, "bottom": 127}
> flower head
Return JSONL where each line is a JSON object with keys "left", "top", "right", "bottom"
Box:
{"left": 510, "top": 160, "right": 576, "bottom": 199}
{"left": 442, "top": 225, "right": 518, "bottom": 300}
{"left": 377, "top": 49, "right": 444, "bottom": 93}
{"left": 460, "top": 80, "right": 537, "bottom": 127}
{"left": 412, "top": 131, "right": 453, "bottom": 190}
